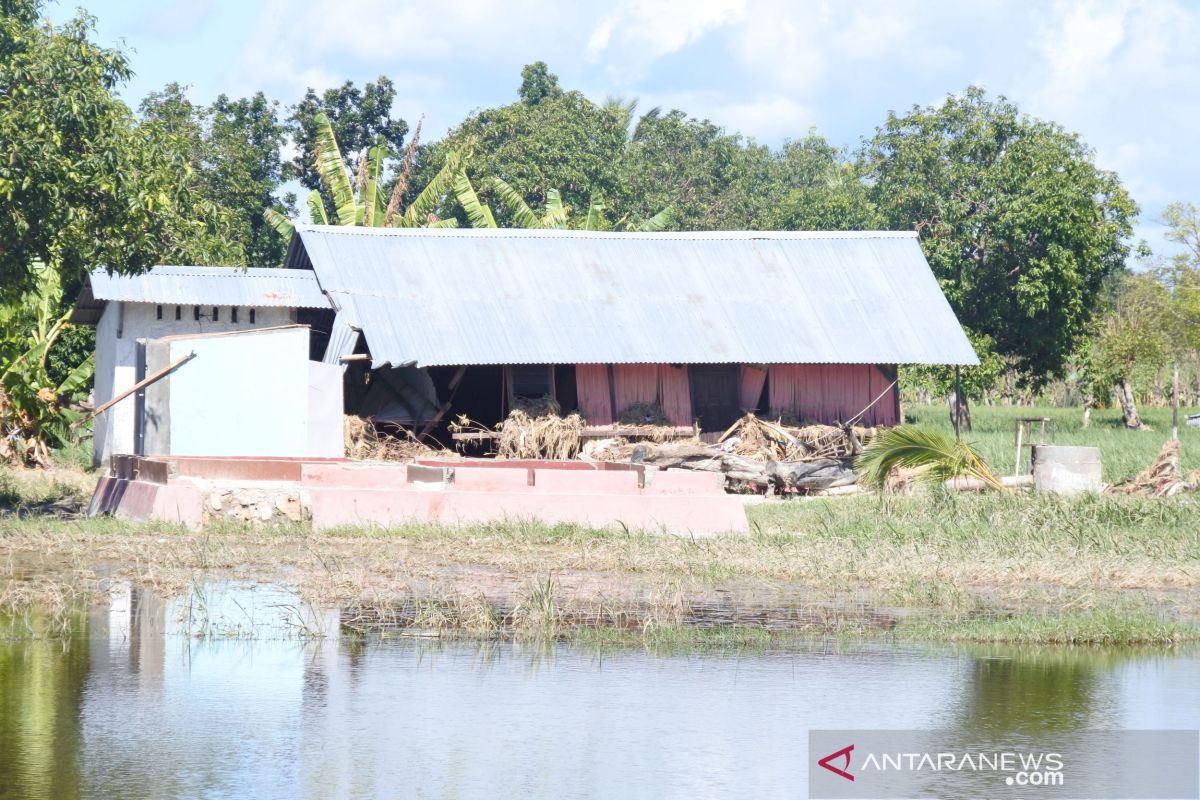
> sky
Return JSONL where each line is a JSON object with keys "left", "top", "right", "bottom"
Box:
{"left": 47, "top": 0, "right": 1200, "bottom": 257}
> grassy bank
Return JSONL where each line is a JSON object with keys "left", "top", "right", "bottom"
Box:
{"left": 1, "top": 404, "right": 1198, "bottom": 646}
{"left": 2, "top": 490, "right": 1197, "bottom": 646}
{"left": 905, "top": 403, "right": 1200, "bottom": 483}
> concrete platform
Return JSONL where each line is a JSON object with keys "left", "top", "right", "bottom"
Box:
{"left": 90, "top": 455, "right": 749, "bottom": 535}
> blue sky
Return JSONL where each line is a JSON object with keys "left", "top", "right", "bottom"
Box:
{"left": 48, "top": 0, "right": 1200, "bottom": 257}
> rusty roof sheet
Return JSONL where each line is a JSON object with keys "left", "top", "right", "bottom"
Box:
{"left": 288, "top": 226, "right": 978, "bottom": 368}
{"left": 74, "top": 265, "right": 329, "bottom": 323}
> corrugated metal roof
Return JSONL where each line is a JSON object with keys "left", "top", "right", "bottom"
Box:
{"left": 289, "top": 226, "right": 979, "bottom": 368}
{"left": 323, "top": 313, "right": 361, "bottom": 367}
{"left": 76, "top": 266, "right": 330, "bottom": 319}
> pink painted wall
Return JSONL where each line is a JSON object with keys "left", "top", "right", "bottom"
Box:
{"left": 575, "top": 364, "right": 613, "bottom": 425}
{"left": 767, "top": 364, "right": 897, "bottom": 426}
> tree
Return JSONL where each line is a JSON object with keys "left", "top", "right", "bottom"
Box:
{"left": 862, "top": 88, "right": 1136, "bottom": 395}
{"left": 140, "top": 84, "right": 295, "bottom": 266}
{"left": 518, "top": 61, "right": 563, "bottom": 105}
{"left": 621, "top": 108, "right": 777, "bottom": 230}
{"left": 289, "top": 77, "right": 409, "bottom": 201}
{"left": 416, "top": 64, "right": 629, "bottom": 224}
{"left": 0, "top": 6, "right": 236, "bottom": 296}
{"left": 1087, "top": 273, "right": 1171, "bottom": 429}
{"left": 0, "top": 262, "right": 94, "bottom": 465}
{"left": 770, "top": 133, "right": 880, "bottom": 230}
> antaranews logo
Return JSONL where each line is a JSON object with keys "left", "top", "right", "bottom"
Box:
{"left": 818, "top": 744, "right": 855, "bottom": 782}
{"left": 808, "top": 729, "right": 1200, "bottom": 800}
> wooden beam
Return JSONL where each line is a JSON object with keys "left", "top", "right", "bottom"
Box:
{"left": 418, "top": 365, "right": 469, "bottom": 437}
{"left": 85, "top": 351, "right": 196, "bottom": 422}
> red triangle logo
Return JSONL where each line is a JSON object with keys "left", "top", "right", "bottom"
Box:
{"left": 818, "top": 744, "right": 855, "bottom": 781}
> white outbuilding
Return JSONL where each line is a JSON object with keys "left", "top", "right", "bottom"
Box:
{"left": 72, "top": 266, "right": 333, "bottom": 466}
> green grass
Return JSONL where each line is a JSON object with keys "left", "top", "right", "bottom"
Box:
{"left": 901, "top": 609, "right": 1200, "bottom": 646}
{"left": 904, "top": 403, "right": 1200, "bottom": 483}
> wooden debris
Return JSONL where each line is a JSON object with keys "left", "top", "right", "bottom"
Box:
{"left": 1111, "top": 439, "right": 1199, "bottom": 497}
{"left": 718, "top": 413, "right": 876, "bottom": 462}
{"left": 630, "top": 442, "right": 857, "bottom": 492}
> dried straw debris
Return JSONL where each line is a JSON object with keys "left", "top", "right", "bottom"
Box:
{"left": 344, "top": 416, "right": 438, "bottom": 462}
{"left": 497, "top": 410, "right": 585, "bottom": 460}
{"left": 1111, "top": 439, "right": 1199, "bottom": 497}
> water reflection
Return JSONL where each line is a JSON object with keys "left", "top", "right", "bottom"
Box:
{"left": 0, "top": 585, "right": 1196, "bottom": 800}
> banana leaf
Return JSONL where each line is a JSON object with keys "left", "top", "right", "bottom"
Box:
{"left": 489, "top": 177, "right": 540, "bottom": 229}
{"left": 312, "top": 112, "right": 357, "bottom": 226}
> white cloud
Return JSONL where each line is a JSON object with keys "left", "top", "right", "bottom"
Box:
{"left": 640, "top": 90, "right": 816, "bottom": 141}
{"left": 586, "top": 0, "right": 748, "bottom": 80}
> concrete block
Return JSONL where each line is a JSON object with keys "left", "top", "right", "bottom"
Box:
{"left": 302, "top": 463, "right": 409, "bottom": 489}
{"left": 451, "top": 467, "right": 532, "bottom": 491}
{"left": 533, "top": 469, "right": 641, "bottom": 494}
{"left": 643, "top": 469, "right": 725, "bottom": 495}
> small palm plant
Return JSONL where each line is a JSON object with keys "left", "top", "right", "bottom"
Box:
{"left": 855, "top": 426, "right": 1005, "bottom": 492}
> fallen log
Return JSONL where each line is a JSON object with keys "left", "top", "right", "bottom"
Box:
{"left": 630, "top": 443, "right": 857, "bottom": 491}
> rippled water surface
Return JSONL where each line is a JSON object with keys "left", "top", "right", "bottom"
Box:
{"left": 1, "top": 584, "right": 1197, "bottom": 799}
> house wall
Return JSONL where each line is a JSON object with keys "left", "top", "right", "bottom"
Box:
{"left": 91, "top": 302, "right": 297, "bottom": 466}
{"left": 567, "top": 363, "right": 897, "bottom": 429}
{"left": 767, "top": 364, "right": 899, "bottom": 426}
{"left": 141, "top": 326, "right": 343, "bottom": 458}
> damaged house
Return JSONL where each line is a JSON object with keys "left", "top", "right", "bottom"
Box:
{"left": 78, "top": 227, "right": 977, "bottom": 467}
{"left": 286, "top": 227, "right": 977, "bottom": 438}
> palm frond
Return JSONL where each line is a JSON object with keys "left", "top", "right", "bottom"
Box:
{"left": 264, "top": 207, "right": 294, "bottom": 241}
{"left": 855, "top": 426, "right": 1004, "bottom": 492}
{"left": 307, "top": 192, "right": 329, "bottom": 225}
{"left": 454, "top": 171, "right": 497, "bottom": 228}
{"left": 490, "top": 177, "right": 540, "bottom": 228}
{"left": 427, "top": 218, "right": 459, "bottom": 228}
{"left": 312, "top": 112, "right": 357, "bottom": 226}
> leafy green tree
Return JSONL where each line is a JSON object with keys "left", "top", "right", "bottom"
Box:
{"left": 770, "top": 133, "right": 880, "bottom": 230}
{"left": 289, "top": 77, "right": 409, "bottom": 197}
{"left": 621, "top": 108, "right": 777, "bottom": 230}
{"left": 0, "top": 5, "right": 236, "bottom": 296}
{"left": 1161, "top": 202, "right": 1200, "bottom": 352}
{"left": 416, "top": 64, "right": 629, "bottom": 223}
{"left": 1087, "top": 273, "right": 1171, "bottom": 429}
{"left": 140, "top": 84, "right": 295, "bottom": 266}
{"left": 518, "top": 61, "right": 563, "bottom": 105}
{"left": 863, "top": 87, "right": 1136, "bottom": 391}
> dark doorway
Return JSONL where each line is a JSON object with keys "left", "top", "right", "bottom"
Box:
{"left": 689, "top": 364, "right": 740, "bottom": 432}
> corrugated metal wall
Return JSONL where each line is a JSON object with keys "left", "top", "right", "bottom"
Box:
{"left": 767, "top": 364, "right": 897, "bottom": 426}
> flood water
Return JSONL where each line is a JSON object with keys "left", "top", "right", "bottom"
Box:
{"left": 1, "top": 583, "right": 1198, "bottom": 799}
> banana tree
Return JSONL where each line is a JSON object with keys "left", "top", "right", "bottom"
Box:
{"left": 0, "top": 264, "right": 95, "bottom": 466}
{"left": 456, "top": 174, "right": 671, "bottom": 232}
{"left": 266, "top": 113, "right": 462, "bottom": 241}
